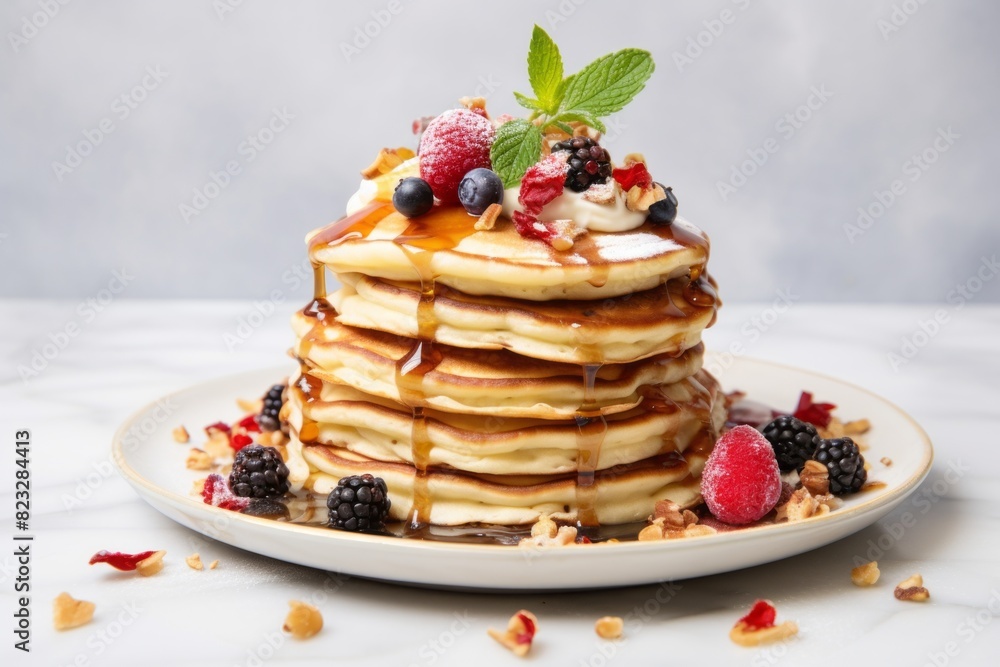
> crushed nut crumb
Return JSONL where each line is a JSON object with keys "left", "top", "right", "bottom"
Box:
{"left": 730, "top": 620, "right": 799, "bottom": 647}
{"left": 880, "top": 457, "right": 893, "bottom": 467}
{"left": 594, "top": 616, "right": 624, "bottom": 639}
{"left": 185, "top": 553, "right": 204, "bottom": 571}
{"left": 209, "top": 559, "right": 220, "bottom": 570}
{"left": 283, "top": 600, "right": 323, "bottom": 639}
{"left": 135, "top": 550, "right": 166, "bottom": 577}
{"left": 488, "top": 610, "right": 537, "bottom": 657}
{"left": 894, "top": 574, "right": 930, "bottom": 601}
{"left": 185, "top": 448, "right": 212, "bottom": 471}
{"left": 851, "top": 561, "right": 880, "bottom": 587}
{"left": 172, "top": 426, "right": 190, "bottom": 443}
{"left": 799, "top": 460, "right": 830, "bottom": 496}
{"left": 236, "top": 398, "right": 263, "bottom": 414}
{"left": 53, "top": 592, "right": 96, "bottom": 631}
{"left": 474, "top": 203, "right": 503, "bottom": 231}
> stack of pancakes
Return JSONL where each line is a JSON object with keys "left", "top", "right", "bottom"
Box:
{"left": 284, "top": 201, "right": 724, "bottom": 526}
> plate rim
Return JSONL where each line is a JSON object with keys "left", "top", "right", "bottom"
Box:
{"left": 111, "top": 356, "right": 934, "bottom": 556}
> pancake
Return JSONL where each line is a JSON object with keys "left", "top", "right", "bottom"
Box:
{"left": 284, "top": 369, "right": 725, "bottom": 476}
{"left": 291, "top": 310, "right": 705, "bottom": 419}
{"left": 307, "top": 203, "right": 712, "bottom": 302}
{"left": 299, "top": 444, "right": 707, "bottom": 526}
{"left": 329, "top": 273, "right": 718, "bottom": 365}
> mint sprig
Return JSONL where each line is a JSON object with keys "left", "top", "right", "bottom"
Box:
{"left": 497, "top": 25, "right": 655, "bottom": 185}
{"left": 490, "top": 119, "right": 544, "bottom": 189}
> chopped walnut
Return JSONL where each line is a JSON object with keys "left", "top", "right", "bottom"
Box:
{"left": 880, "top": 457, "right": 893, "bottom": 467}
{"left": 652, "top": 500, "right": 685, "bottom": 530}
{"left": 360, "top": 147, "right": 414, "bottom": 179}
{"left": 638, "top": 516, "right": 716, "bottom": 541}
{"left": 530, "top": 515, "right": 557, "bottom": 538}
{"left": 851, "top": 561, "right": 880, "bottom": 587}
{"left": 208, "top": 559, "right": 220, "bottom": 570}
{"left": 172, "top": 426, "right": 190, "bottom": 443}
{"left": 459, "top": 96, "right": 488, "bottom": 115}
{"left": 581, "top": 180, "right": 617, "bottom": 205}
{"left": 799, "top": 460, "right": 830, "bottom": 496}
{"left": 520, "top": 524, "right": 578, "bottom": 548}
{"left": 283, "top": 600, "right": 323, "bottom": 639}
{"left": 894, "top": 574, "right": 930, "bottom": 601}
{"left": 135, "top": 550, "right": 166, "bottom": 577}
{"left": 594, "top": 616, "right": 624, "bottom": 639}
{"left": 185, "top": 553, "right": 204, "bottom": 571}
{"left": 236, "top": 397, "right": 263, "bottom": 414}
{"left": 622, "top": 152, "right": 646, "bottom": 166}
{"left": 53, "top": 593, "right": 95, "bottom": 631}
{"left": 185, "top": 448, "right": 212, "bottom": 471}
{"left": 204, "top": 429, "right": 233, "bottom": 460}
{"left": 730, "top": 620, "right": 799, "bottom": 647}
{"left": 775, "top": 488, "right": 832, "bottom": 523}
{"left": 474, "top": 203, "right": 503, "bottom": 231}
{"left": 625, "top": 183, "right": 667, "bottom": 213}
{"left": 488, "top": 610, "right": 537, "bottom": 657}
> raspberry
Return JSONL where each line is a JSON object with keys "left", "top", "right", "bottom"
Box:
{"left": 418, "top": 109, "right": 495, "bottom": 203}
{"left": 701, "top": 425, "right": 782, "bottom": 525}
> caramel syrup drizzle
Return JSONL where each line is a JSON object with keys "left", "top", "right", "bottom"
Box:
{"left": 301, "top": 204, "right": 718, "bottom": 531}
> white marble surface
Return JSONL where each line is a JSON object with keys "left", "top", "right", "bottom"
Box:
{"left": 2, "top": 299, "right": 998, "bottom": 666}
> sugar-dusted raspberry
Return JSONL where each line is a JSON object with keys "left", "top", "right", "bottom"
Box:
{"left": 792, "top": 391, "right": 836, "bottom": 428}
{"left": 201, "top": 473, "right": 250, "bottom": 511}
{"left": 518, "top": 152, "right": 568, "bottom": 213}
{"left": 512, "top": 210, "right": 555, "bottom": 243}
{"left": 701, "top": 425, "right": 782, "bottom": 525}
{"left": 612, "top": 162, "right": 653, "bottom": 191}
{"left": 418, "top": 109, "right": 495, "bottom": 203}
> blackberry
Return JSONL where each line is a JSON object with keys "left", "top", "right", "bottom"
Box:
{"left": 326, "top": 474, "right": 391, "bottom": 533}
{"left": 808, "top": 437, "right": 867, "bottom": 495}
{"left": 258, "top": 383, "right": 284, "bottom": 432}
{"left": 552, "top": 136, "right": 612, "bottom": 192}
{"left": 229, "top": 445, "right": 290, "bottom": 498}
{"left": 762, "top": 415, "right": 820, "bottom": 472}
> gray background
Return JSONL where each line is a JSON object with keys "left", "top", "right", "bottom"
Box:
{"left": 1, "top": 0, "right": 997, "bottom": 303}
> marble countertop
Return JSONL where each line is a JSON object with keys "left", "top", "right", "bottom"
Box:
{"left": 3, "top": 299, "right": 998, "bottom": 666}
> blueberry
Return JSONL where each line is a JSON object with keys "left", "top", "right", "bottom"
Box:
{"left": 392, "top": 177, "right": 434, "bottom": 217}
{"left": 647, "top": 184, "right": 678, "bottom": 225}
{"left": 457, "top": 168, "right": 504, "bottom": 216}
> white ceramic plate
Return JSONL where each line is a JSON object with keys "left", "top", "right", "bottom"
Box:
{"left": 112, "top": 356, "right": 932, "bottom": 591}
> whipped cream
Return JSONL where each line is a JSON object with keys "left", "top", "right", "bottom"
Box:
{"left": 500, "top": 183, "right": 646, "bottom": 233}
{"left": 345, "top": 157, "right": 419, "bottom": 215}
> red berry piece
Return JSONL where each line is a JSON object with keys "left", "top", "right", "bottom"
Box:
{"left": 792, "top": 391, "right": 836, "bottom": 428}
{"left": 88, "top": 550, "right": 158, "bottom": 571}
{"left": 701, "top": 425, "right": 782, "bottom": 525}
{"left": 418, "top": 109, "right": 495, "bottom": 203}
{"left": 201, "top": 473, "right": 250, "bottom": 511}
{"left": 612, "top": 162, "right": 653, "bottom": 191}
{"left": 738, "top": 600, "right": 777, "bottom": 630}
{"left": 519, "top": 152, "right": 568, "bottom": 213}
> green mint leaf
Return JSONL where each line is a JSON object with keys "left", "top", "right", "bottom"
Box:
{"left": 527, "top": 25, "right": 564, "bottom": 114}
{"left": 514, "top": 92, "right": 545, "bottom": 113}
{"left": 550, "top": 111, "right": 606, "bottom": 134}
{"left": 560, "top": 48, "right": 654, "bottom": 117}
{"left": 490, "top": 119, "right": 543, "bottom": 188}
